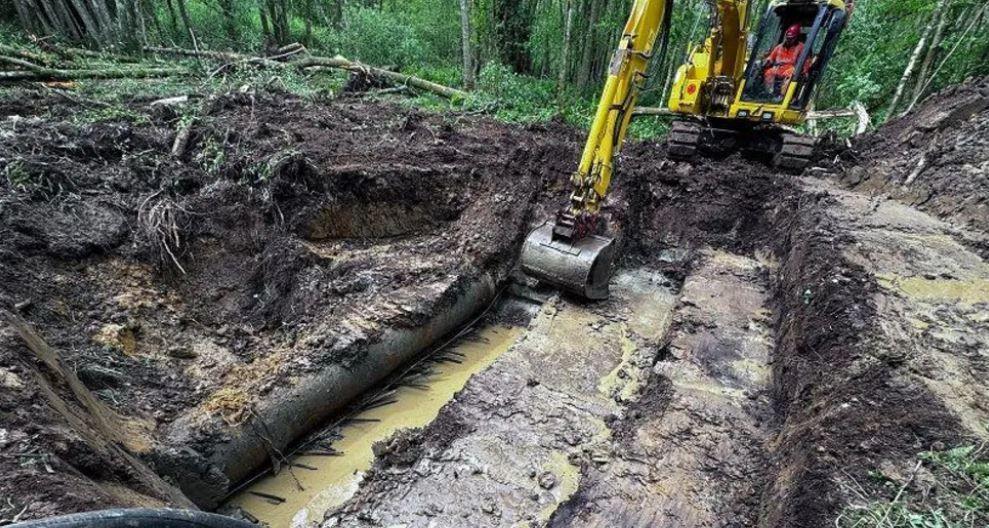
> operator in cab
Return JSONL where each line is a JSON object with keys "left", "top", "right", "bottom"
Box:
{"left": 763, "top": 23, "right": 804, "bottom": 96}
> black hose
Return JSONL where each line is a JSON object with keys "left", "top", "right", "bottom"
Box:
{"left": 8, "top": 509, "right": 255, "bottom": 528}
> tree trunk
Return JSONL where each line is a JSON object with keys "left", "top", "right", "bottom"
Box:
{"left": 494, "top": 0, "right": 534, "bottom": 73}
{"left": 330, "top": 0, "right": 343, "bottom": 28}
{"left": 558, "top": 0, "right": 574, "bottom": 96}
{"left": 265, "top": 0, "right": 289, "bottom": 45}
{"left": 116, "top": 0, "right": 132, "bottom": 42}
{"left": 136, "top": 0, "right": 150, "bottom": 45}
{"left": 44, "top": 0, "right": 83, "bottom": 40}
{"left": 12, "top": 0, "right": 37, "bottom": 34}
{"left": 218, "top": 0, "right": 240, "bottom": 42}
{"left": 661, "top": 55, "right": 675, "bottom": 102}
{"left": 90, "top": 0, "right": 116, "bottom": 38}
{"left": 25, "top": 0, "right": 57, "bottom": 35}
{"left": 65, "top": 0, "right": 102, "bottom": 40}
{"left": 888, "top": 7, "right": 940, "bottom": 117}
{"left": 459, "top": 0, "right": 475, "bottom": 89}
{"left": 258, "top": 0, "right": 272, "bottom": 41}
{"left": 909, "top": 0, "right": 951, "bottom": 110}
{"left": 577, "top": 0, "right": 601, "bottom": 89}
{"left": 174, "top": 0, "right": 194, "bottom": 43}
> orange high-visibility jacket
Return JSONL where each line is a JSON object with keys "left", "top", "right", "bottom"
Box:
{"left": 764, "top": 42, "right": 805, "bottom": 84}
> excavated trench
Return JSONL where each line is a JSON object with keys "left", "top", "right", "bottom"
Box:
{"left": 2, "top": 84, "right": 988, "bottom": 527}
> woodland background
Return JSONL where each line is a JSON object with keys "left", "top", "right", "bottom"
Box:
{"left": 0, "top": 0, "right": 988, "bottom": 129}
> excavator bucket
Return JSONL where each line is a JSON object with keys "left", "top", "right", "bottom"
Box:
{"left": 520, "top": 223, "right": 616, "bottom": 300}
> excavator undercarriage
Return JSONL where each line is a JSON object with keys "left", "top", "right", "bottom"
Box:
{"left": 668, "top": 118, "right": 819, "bottom": 171}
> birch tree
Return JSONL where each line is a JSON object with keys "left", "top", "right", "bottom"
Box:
{"left": 558, "top": 0, "right": 575, "bottom": 95}
{"left": 459, "top": 0, "right": 476, "bottom": 89}
{"left": 887, "top": 0, "right": 947, "bottom": 116}
{"left": 907, "top": 0, "right": 953, "bottom": 111}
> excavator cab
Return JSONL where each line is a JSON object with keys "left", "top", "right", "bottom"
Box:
{"left": 735, "top": 0, "right": 848, "bottom": 120}
{"left": 667, "top": 0, "right": 849, "bottom": 168}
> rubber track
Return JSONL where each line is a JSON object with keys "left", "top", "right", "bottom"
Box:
{"left": 775, "top": 133, "right": 816, "bottom": 171}
{"left": 668, "top": 120, "right": 702, "bottom": 160}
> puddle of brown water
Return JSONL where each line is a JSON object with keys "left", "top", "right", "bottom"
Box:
{"left": 225, "top": 325, "right": 524, "bottom": 528}
{"left": 878, "top": 275, "right": 989, "bottom": 305}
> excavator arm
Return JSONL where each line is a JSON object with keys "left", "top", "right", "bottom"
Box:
{"left": 520, "top": 0, "right": 672, "bottom": 299}
{"left": 566, "top": 0, "right": 670, "bottom": 225}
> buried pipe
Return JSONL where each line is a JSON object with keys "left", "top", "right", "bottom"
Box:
{"left": 154, "top": 273, "right": 498, "bottom": 509}
{"left": 8, "top": 509, "right": 255, "bottom": 528}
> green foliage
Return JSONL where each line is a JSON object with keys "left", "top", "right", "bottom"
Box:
{"left": 196, "top": 134, "right": 226, "bottom": 175}
{"left": 475, "top": 62, "right": 557, "bottom": 122}
{"left": 330, "top": 6, "right": 424, "bottom": 68}
{"left": 3, "top": 0, "right": 989, "bottom": 135}
{"left": 75, "top": 104, "right": 152, "bottom": 125}
{"left": 3, "top": 159, "right": 30, "bottom": 188}
{"left": 838, "top": 444, "right": 989, "bottom": 528}
{"left": 818, "top": 0, "right": 989, "bottom": 118}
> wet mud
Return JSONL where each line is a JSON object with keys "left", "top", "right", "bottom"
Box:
{"left": 226, "top": 324, "right": 525, "bottom": 528}
{"left": 830, "top": 77, "right": 989, "bottom": 234}
{"left": 1, "top": 80, "right": 988, "bottom": 527}
{"left": 0, "top": 91, "right": 583, "bottom": 515}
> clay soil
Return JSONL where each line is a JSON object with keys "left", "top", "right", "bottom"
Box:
{"left": 1, "top": 79, "right": 988, "bottom": 527}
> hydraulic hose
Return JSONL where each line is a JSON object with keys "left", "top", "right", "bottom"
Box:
{"left": 8, "top": 509, "right": 256, "bottom": 528}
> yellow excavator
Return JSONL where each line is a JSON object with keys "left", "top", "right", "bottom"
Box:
{"left": 521, "top": 0, "right": 850, "bottom": 299}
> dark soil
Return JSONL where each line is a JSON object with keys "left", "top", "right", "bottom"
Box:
{"left": 0, "top": 91, "right": 583, "bottom": 518}
{"left": 831, "top": 76, "right": 989, "bottom": 234}
{"left": 763, "top": 190, "right": 971, "bottom": 526}
{"left": 1, "top": 84, "right": 986, "bottom": 527}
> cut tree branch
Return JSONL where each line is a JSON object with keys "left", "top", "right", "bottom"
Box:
{"left": 144, "top": 45, "right": 469, "bottom": 99}
{"left": 296, "top": 56, "right": 468, "bottom": 99}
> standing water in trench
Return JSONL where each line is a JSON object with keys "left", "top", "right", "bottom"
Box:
{"left": 225, "top": 324, "right": 525, "bottom": 528}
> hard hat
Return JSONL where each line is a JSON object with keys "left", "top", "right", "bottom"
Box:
{"left": 785, "top": 24, "right": 802, "bottom": 39}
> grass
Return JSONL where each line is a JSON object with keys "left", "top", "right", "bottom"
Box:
{"left": 838, "top": 443, "right": 989, "bottom": 528}
{"left": 389, "top": 63, "right": 671, "bottom": 141}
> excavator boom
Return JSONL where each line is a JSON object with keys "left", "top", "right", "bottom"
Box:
{"left": 520, "top": 0, "right": 670, "bottom": 299}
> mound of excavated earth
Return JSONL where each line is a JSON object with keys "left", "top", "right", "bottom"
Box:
{"left": 1, "top": 82, "right": 987, "bottom": 527}
{"left": 0, "top": 91, "right": 586, "bottom": 515}
{"left": 833, "top": 76, "right": 989, "bottom": 236}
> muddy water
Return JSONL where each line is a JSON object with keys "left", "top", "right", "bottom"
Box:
{"left": 226, "top": 325, "right": 524, "bottom": 528}
{"left": 324, "top": 269, "right": 682, "bottom": 527}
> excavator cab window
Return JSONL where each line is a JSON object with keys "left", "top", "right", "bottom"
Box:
{"left": 741, "top": 2, "right": 842, "bottom": 105}
{"left": 790, "top": 7, "right": 848, "bottom": 109}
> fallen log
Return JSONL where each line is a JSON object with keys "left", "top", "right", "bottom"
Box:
{"left": 144, "top": 45, "right": 468, "bottom": 100}
{"left": 296, "top": 56, "right": 467, "bottom": 99}
{"left": 145, "top": 46, "right": 293, "bottom": 68}
{"left": 0, "top": 67, "right": 189, "bottom": 82}
{"left": 144, "top": 46, "right": 250, "bottom": 62}
{"left": 1, "top": 44, "right": 188, "bottom": 83}
{"left": 1, "top": 46, "right": 55, "bottom": 67}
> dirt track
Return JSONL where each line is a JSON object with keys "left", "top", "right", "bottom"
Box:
{"left": 1, "top": 81, "right": 988, "bottom": 527}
